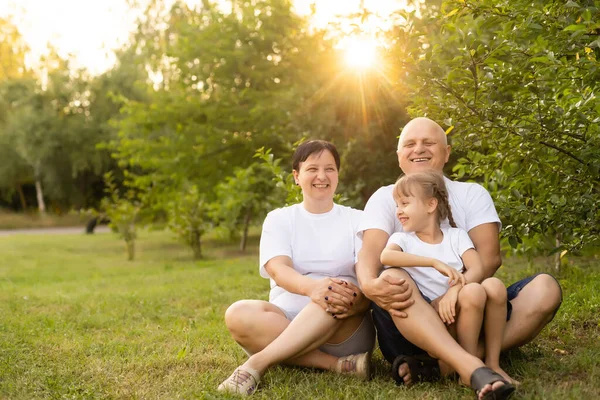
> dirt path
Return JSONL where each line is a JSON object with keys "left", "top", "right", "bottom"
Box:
{"left": 0, "top": 226, "right": 111, "bottom": 236}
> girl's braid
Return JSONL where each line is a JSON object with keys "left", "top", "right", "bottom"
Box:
{"left": 433, "top": 179, "right": 457, "bottom": 228}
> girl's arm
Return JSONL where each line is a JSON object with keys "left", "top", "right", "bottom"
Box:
{"left": 461, "top": 248, "right": 486, "bottom": 284}
{"left": 380, "top": 243, "right": 440, "bottom": 268}
{"left": 381, "top": 244, "right": 465, "bottom": 287}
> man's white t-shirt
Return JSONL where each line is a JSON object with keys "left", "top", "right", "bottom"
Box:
{"left": 259, "top": 203, "right": 362, "bottom": 317}
{"left": 386, "top": 227, "right": 475, "bottom": 300}
{"left": 358, "top": 176, "right": 501, "bottom": 239}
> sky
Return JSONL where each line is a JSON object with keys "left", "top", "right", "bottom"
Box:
{"left": 0, "top": 0, "right": 407, "bottom": 75}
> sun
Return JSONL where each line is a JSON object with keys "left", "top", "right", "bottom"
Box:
{"left": 342, "top": 36, "right": 379, "bottom": 69}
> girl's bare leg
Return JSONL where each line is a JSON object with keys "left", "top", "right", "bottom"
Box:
{"left": 455, "top": 283, "right": 486, "bottom": 357}
{"left": 481, "top": 278, "right": 517, "bottom": 384}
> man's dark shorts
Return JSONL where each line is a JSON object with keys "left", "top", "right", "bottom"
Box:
{"left": 372, "top": 273, "right": 562, "bottom": 364}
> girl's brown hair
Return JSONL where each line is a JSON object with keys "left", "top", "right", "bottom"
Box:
{"left": 393, "top": 171, "right": 457, "bottom": 228}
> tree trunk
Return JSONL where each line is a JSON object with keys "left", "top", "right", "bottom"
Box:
{"left": 239, "top": 209, "right": 252, "bottom": 252}
{"left": 191, "top": 229, "right": 202, "bottom": 260}
{"left": 126, "top": 239, "right": 135, "bottom": 261}
{"left": 16, "top": 184, "right": 27, "bottom": 210}
{"left": 554, "top": 233, "right": 562, "bottom": 273}
{"left": 35, "top": 179, "right": 46, "bottom": 214}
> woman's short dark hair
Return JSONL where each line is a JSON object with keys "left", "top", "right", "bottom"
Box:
{"left": 292, "top": 140, "right": 341, "bottom": 171}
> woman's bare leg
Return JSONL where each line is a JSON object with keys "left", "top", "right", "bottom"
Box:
{"left": 225, "top": 300, "right": 363, "bottom": 374}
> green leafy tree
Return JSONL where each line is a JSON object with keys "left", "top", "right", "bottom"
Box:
{"left": 100, "top": 172, "right": 140, "bottom": 261}
{"left": 391, "top": 0, "right": 600, "bottom": 257}
{"left": 167, "top": 184, "right": 210, "bottom": 259}
{"left": 212, "top": 161, "right": 278, "bottom": 251}
{"left": 109, "top": 0, "right": 339, "bottom": 232}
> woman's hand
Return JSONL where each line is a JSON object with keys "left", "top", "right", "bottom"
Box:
{"left": 432, "top": 260, "right": 466, "bottom": 288}
{"left": 436, "top": 285, "right": 461, "bottom": 324}
{"left": 309, "top": 278, "right": 354, "bottom": 313}
{"left": 324, "top": 279, "right": 365, "bottom": 319}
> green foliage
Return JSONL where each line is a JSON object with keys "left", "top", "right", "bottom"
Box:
{"left": 254, "top": 147, "right": 302, "bottom": 205}
{"left": 0, "top": 17, "right": 28, "bottom": 81}
{"left": 212, "top": 160, "right": 278, "bottom": 250}
{"left": 167, "top": 184, "right": 210, "bottom": 259}
{"left": 100, "top": 172, "right": 140, "bottom": 260}
{"left": 110, "top": 0, "right": 336, "bottom": 212}
{"left": 395, "top": 0, "right": 600, "bottom": 255}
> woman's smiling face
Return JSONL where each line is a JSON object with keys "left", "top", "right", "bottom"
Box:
{"left": 293, "top": 149, "right": 339, "bottom": 202}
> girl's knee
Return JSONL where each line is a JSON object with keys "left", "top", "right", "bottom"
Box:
{"left": 481, "top": 277, "right": 507, "bottom": 303}
{"left": 458, "top": 283, "right": 486, "bottom": 309}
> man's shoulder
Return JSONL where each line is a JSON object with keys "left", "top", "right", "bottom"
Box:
{"left": 367, "top": 184, "right": 395, "bottom": 202}
{"left": 445, "top": 177, "right": 489, "bottom": 196}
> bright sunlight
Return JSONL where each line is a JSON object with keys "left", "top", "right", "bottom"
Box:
{"left": 342, "top": 36, "right": 379, "bottom": 69}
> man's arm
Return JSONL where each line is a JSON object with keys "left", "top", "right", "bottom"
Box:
{"left": 356, "top": 229, "right": 413, "bottom": 317}
{"left": 356, "top": 229, "right": 389, "bottom": 286}
{"left": 467, "top": 222, "right": 502, "bottom": 279}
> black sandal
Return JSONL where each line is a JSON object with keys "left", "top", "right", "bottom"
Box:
{"left": 391, "top": 354, "right": 441, "bottom": 385}
{"left": 470, "top": 367, "right": 515, "bottom": 400}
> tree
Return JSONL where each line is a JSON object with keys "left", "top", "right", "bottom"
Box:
{"left": 109, "top": 0, "right": 339, "bottom": 231}
{"left": 167, "top": 184, "right": 210, "bottom": 259}
{"left": 0, "top": 17, "right": 27, "bottom": 81}
{"left": 212, "top": 161, "right": 278, "bottom": 251}
{"left": 391, "top": 0, "right": 600, "bottom": 256}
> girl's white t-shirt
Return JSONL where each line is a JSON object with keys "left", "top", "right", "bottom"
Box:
{"left": 259, "top": 203, "right": 362, "bottom": 303}
{"left": 386, "top": 227, "right": 474, "bottom": 300}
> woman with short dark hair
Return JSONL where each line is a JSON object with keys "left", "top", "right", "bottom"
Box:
{"left": 218, "top": 140, "right": 374, "bottom": 396}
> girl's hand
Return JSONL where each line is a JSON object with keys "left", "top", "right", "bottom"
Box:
{"left": 432, "top": 260, "right": 466, "bottom": 287}
{"left": 310, "top": 278, "right": 353, "bottom": 313}
{"left": 437, "top": 285, "right": 461, "bottom": 324}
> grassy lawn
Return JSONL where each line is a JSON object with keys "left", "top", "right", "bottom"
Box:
{"left": 0, "top": 230, "right": 598, "bottom": 399}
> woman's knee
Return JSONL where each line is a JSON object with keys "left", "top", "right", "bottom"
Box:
{"left": 224, "top": 300, "right": 259, "bottom": 334}
{"left": 481, "top": 277, "right": 507, "bottom": 303}
{"left": 458, "top": 283, "right": 486, "bottom": 310}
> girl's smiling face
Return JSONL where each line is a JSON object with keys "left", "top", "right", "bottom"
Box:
{"left": 394, "top": 186, "right": 438, "bottom": 233}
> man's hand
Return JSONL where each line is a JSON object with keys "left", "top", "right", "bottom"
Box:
{"left": 363, "top": 273, "right": 414, "bottom": 318}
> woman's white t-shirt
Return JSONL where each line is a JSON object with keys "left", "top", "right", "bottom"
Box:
{"left": 386, "top": 227, "right": 474, "bottom": 300}
{"left": 259, "top": 203, "right": 362, "bottom": 316}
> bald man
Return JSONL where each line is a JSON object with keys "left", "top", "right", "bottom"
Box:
{"left": 356, "top": 117, "right": 562, "bottom": 390}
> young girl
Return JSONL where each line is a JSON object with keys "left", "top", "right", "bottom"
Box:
{"left": 380, "top": 171, "right": 516, "bottom": 386}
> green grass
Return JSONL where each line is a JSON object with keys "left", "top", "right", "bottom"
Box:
{"left": 0, "top": 231, "right": 598, "bottom": 399}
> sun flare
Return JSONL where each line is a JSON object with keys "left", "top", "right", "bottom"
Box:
{"left": 342, "top": 37, "right": 379, "bottom": 69}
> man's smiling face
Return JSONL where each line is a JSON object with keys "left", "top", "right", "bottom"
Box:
{"left": 397, "top": 118, "right": 451, "bottom": 174}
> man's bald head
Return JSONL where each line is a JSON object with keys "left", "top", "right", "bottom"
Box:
{"left": 396, "top": 117, "right": 451, "bottom": 174}
{"left": 398, "top": 117, "right": 448, "bottom": 150}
